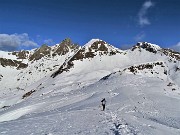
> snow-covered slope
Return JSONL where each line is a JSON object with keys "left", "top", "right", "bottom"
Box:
{"left": 0, "top": 38, "right": 79, "bottom": 106}
{"left": 0, "top": 63, "right": 180, "bottom": 135}
{"left": 0, "top": 39, "right": 180, "bottom": 135}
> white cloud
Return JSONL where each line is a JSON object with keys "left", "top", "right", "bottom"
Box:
{"left": 22, "top": 40, "right": 38, "bottom": 47}
{"left": 36, "top": 35, "right": 54, "bottom": 46}
{"left": 44, "top": 39, "right": 54, "bottom": 45}
{"left": 138, "top": 1, "right": 154, "bottom": 27}
{"left": 171, "top": 42, "right": 180, "bottom": 52}
{"left": 0, "top": 33, "right": 38, "bottom": 51}
{"left": 134, "top": 32, "right": 146, "bottom": 41}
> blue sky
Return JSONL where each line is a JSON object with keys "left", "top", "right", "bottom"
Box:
{"left": 0, "top": 0, "right": 180, "bottom": 51}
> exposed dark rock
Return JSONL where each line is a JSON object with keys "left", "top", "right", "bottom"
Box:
{"left": 51, "top": 61, "right": 74, "bottom": 78}
{"left": 22, "top": 89, "right": 36, "bottom": 99}
{"left": 51, "top": 40, "right": 121, "bottom": 78}
{"left": 99, "top": 62, "right": 166, "bottom": 81}
{"left": 0, "top": 58, "right": 28, "bottom": 69}
{"left": 162, "top": 49, "right": 180, "bottom": 61}
{"left": 100, "top": 72, "right": 117, "bottom": 81}
{"left": 175, "top": 67, "right": 180, "bottom": 72}
{"left": 164, "top": 70, "right": 167, "bottom": 75}
{"left": 12, "top": 50, "right": 29, "bottom": 59}
{"left": 17, "top": 63, "right": 28, "bottom": 69}
{"left": 29, "top": 44, "right": 51, "bottom": 61}
{"left": 72, "top": 40, "right": 120, "bottom": 61}
{"left": 1, "top": 106, "right": 10, "bottom": 109}
{"left": 52, "top": 38, "right": 79, "bottom": 56}
{"left": 128, "top": 66, "right": 136, "bottom": 73}
{"left": 131, "top": 43, "right": 141, "bottom": 51}
{"left": 127, "top": 62, "right": 164, "bottom": 74}
{"left": 0, "top": 74, "right": 3, "bottom": 81}
{"left": 91, "top": 41, "right": 108, "bottom": 51}
{"left": 132, "top": 42, "right": 159, "bottom": 53}
{"left": 0, "top": 58, "right": 18, "bottom": 67}
{"left": 71, "top": 47, "right": 95, "bottom": 61}
{"left": 132, "top": 42, "right": 180, "bottom": 61}
{"left": 167, "top": 82, "right": 174, "bottom": 86}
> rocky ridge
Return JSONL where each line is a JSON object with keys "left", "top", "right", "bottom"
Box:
{"left": 51, "top": 39, "right": 123, "bottom": 78}
{"left": 0, "top": 38, "right": 180, "bottom": 91}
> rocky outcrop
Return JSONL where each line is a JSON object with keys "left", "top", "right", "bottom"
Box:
{"left": 71, "top": 40, "right": 121, "bottom": 61}
{"left": 0, "top": 74, "right": 3, "bottom": 81}
{"left": 132, "top": 42, "right": 180, "bottom": 61}
{"left": 132, "top": 42, "right": 161, "bottom": 53}
{"left": 0, "top": 58, "right": 28, "bottom": 69}
{"left": 51, "top": 61, "right": 74, "bottom": 78}
{"left": 126, "top": 62, "right": 165, "bottom": 74}
{"left": 28, "top": 38, "right": 79, "bottom": 61}
{"left": 52, "top": 38, "right": 79, "bottom": 56}
{"left": 17, "top": 63, "right": 28, "bottom": 69}
{"left": 162, "top": 48, "right": 180, "bottom": 61}
{"left": 51, "top": 39, "right": 122, "bottom": 78}
{"left": 12, "top": 50, "right": 29, "bottom": 59}
{"left": 100, "top": 62, "right": 167, "bottom": 81}
{"left": 22, "top": 89, "right": 36, "bottom": 99}
{"left": 29, "top": 44, "right": 51, "bottom": 61}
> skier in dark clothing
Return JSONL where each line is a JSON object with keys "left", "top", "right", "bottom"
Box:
{"left": 101, "top": 98, "right": 106, "bottom": 111}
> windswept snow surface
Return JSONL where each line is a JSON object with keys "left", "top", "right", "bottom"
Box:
{"left": 0, "top": 51, "right": 18, "bottom": 60}
{"left": 0, "top": 70, "right": 180, "bottom": 135}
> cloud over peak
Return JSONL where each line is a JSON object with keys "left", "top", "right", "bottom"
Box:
{"left": 138, "top": 1, "right": 154, "bottom": 27}
{"left": 134, "top": 32, "right": 146, "bottom": 41}
{"left": 171, "top": 42, "right": 180, "bottom": 52}
{"left": 0, "top": 33, "right": 38, "bottom": 51}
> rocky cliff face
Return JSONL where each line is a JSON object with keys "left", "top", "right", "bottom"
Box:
{"left": 0, "top": 38, "right": 79, "bottom": 68}
{"left": 162, "top": 48, "right": 180, "bottom": 61}
{"left": 0, "top": 38, "right": 80, "bottom": 90}
{"left": 51, "top": 39, "right": 123, "bottom": 78}
{"left": 0, "top": 39, "right": 180, "bottom": 92}
{"left": 0, "top": 58, "right": 28, "bottom": 69}
{"left": 27, "top": 38, "right": 79, "bottom": 61}
{"left": 29, "top": 44, "right": 51, "bottom": 61}
{"left": 131, "top": 42, "right": 161, "bottom": 53}
{"left": 12, "top": 50, "right": 30, "bottom": 59}
{"left": 71, "top": 40, "right": 121, "bottom": 61}
{"left": 132, "top": 42, "right": 180, "bottom": 61}
{"left": 52, "top": 38, "right": 79, "bottom": 56}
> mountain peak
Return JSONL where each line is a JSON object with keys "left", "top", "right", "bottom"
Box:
{"left": 52, "top": 38, "right": 79, "bottom": 56}
{"left": 59, "top": 38, "right": 72, "bottom": 46}
{"left": 74, "top": 39, "right": 122, "bottom": 60}
{"left": 29, "top": 44, "right": 51, "bottom": 61}
{"left": 132, "top": 42, "right": 161, "bottom": 53}
{"left": 139, "top": 42, "right": 161, "bottom": 49}
{"left": 83, "top": 39, "right": 121, "bottom": 53}
{"left": 51, "top": 39, "right": 122, "bottom": 78}
{"left": 84, "top": 39, "right": 101, "bottom": 47}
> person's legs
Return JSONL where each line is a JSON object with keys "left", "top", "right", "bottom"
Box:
{"left": 102, "top": 104, "right": 105, "bottom": 111}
